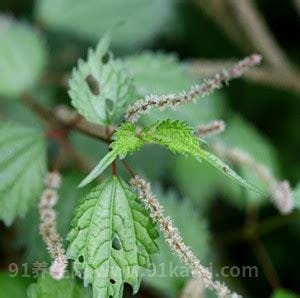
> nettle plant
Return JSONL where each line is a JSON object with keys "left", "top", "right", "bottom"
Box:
{"left": 1, "top": 19, "right": 297, "bottom": 298}
{"left": 66, "top": 35, "right": 259, "bottom": 298}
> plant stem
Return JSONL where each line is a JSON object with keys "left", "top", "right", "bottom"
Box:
{"left": 250, "top": 237, "right": 282, "bottom": 290}
{"left": 21, "top": 93, "right": 56, "bottom": 128}
{"left": 245, "top": 205, "right": 282, "bottom": 290}
{"left": 112, "top": 160, "right": 117, "bottom": 176}
{"left": 21, "top": 93, "right": 113, "bottom": 143}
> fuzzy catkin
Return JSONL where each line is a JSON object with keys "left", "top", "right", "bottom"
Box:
{"left": 196, "top": 120, "right": 226, "bottom": 137}
{"left": 125, "top": 54, "right": 262, "bottom": 123}
{"left": 131, "top": 175, "right": 240, "bottom": 298}
{"left": 214, "top": 144, "right": 295, "bottom": 214}
{"left": 39, "top": 172, "right": 67, "bottom": 280}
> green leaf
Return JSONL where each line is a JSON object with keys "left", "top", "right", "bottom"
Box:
{"left": 140, "top": 120, "right": 204, "bottom": 157}
{"left": 0, "top": 121, "right": 46, "bottom": 225}
{"left": 67, "top": 176, "right": 159, "bottom": 298}
{"left": 69, "top": 35, "right": 137, "bottom": 125}
{"left": 172, "top": 116, "right": 272, "bottom": 209}
{"left": 0, "top": 272, "right": 32, "bottom": 298}
{"left": 80, "top": 120, "right": 255, "bottom": 192}
{"left": 218, "top": 115, "right": 279, "bottom": 205}
{"left": 79, "top": 151, "right": 117, "bottom": 188}
{"left": 36, "top": 0, "right": 174, "bottom": 51}
{"left": 27, "top": 273, "right": 92, "bottom": 298}
{"left": 111, "top": 123, "right": 144, "bottom": 156}
{"left": 0, "top": 16, "right": 47, "bottom": 97}
{"left": 140, "top": 120, "right": 256, "bottom": 192}
{"left": 197, "top": 148, "right": 257, "bottom": 192}
{"left": 143, "top": 189, "right": 209, "bottom": 296}
{"left": 79, "top": 123, "right": 143, "bottom": 187}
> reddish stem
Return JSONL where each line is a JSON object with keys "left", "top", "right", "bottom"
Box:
{"left": 112, "top": 160, "right": 117, "bottom": 176}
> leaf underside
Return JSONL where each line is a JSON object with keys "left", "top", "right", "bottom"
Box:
{"left": 0, "top": 121, "right": 46, "bottom": 225}
{"left": 67, "top": 176, "right": 159, "bottom": 298}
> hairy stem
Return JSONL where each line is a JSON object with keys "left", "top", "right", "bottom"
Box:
{"left": 250, "top": 238, "right": 282, "bottom": 290}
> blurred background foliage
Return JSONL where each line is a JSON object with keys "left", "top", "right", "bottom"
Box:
{"left": 0, "top": 0, "right": 299, "bottom": 297}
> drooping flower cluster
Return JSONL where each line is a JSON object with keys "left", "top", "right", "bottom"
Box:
{"left": 131, "top": 175, "right": 240, "bottom": 298}
{"left": 214, "top": 144, "right": 294, "bottom": 214}
{"left": 39, "top": 171, "right": 67, "bottom": 279}
{"left": 125, "top": 54, "right": 262, "bottom": 123}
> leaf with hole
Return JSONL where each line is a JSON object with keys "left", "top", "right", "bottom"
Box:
{"left": 67, "top": 176, "right": 159, "bottom": 298}
{"left": 0, "top": 121, "right": 46, "bottom": 225}
{"left": 68, "top": 35, "right": 137, "bottom": 125}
